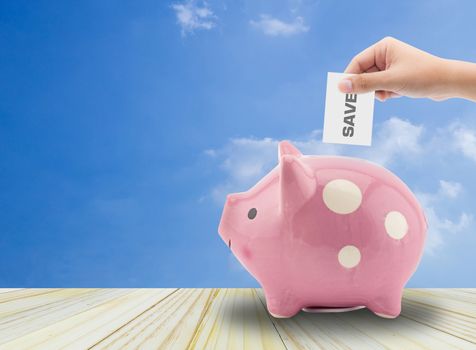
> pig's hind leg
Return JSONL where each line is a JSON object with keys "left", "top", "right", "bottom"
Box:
{"left": 367, "top": 287, "right": 403, "bottom": 319}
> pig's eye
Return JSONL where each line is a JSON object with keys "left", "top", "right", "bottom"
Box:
{"left": 248, "top": 208, "right": 257, "bottom": 220}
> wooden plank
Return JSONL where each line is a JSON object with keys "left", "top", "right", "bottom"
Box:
{"left": 255, "top": 289, "right": 476, "bottom": 350}
{"left": 0, "top": 289, "right": 474, "bottom": 350}
{"left": 409, "top": 289, "right": 476, "bottom": 308}
{"left": 0, "top": 289, "right": 96, "bottom": 318}
{"left": 456, "top": 289, "right": 476, "bottom": 296}
{"left": 0, "top": 289, "right": 22, "bottom": 295}
{"left": 0, "top": 289, "right": 60, "bottom": 304}
{"left": 188, "top": 289, "right": 287, "bottom": 350}
{"left": 402, "top": 299, "right": 476, "bottom": 345}
{"left": 0, "top": 289, "right": 177, "bottom": 350}
{"left": 0, "top": 289, "right": 133, "bottom": 345}
{"left": 401, "top": 289, "right": 476, "bottom": 344}
{"left": 403, "top": 289, "right": 476, "bottom": 317}
{"left": 332, "top": 309, "right": 475, "bottom": 350}
{"left": 91, "top": 289, "right": 216, "bottom": 349}
{"left": 444, "top": 289, "right": 476, "bottom": 303}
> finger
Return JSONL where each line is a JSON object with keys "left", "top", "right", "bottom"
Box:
{"left": 344, "top": 44, "right": 378, "bottom": 74}
{"left": 338, "top": 71, "right": 393, "bottom": 94}
{"left": 375, "top": 90, "right": 401, "bottom": 101}
{"left": 375, "top": 91, "right": 387, "bottom": 101}
{"left": 364, "top": 65, "right": 380, "bottom": 73}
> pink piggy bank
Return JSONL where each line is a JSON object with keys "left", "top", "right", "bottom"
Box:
{"left": 218, "top": 141, "right": 427, "bottom": 318}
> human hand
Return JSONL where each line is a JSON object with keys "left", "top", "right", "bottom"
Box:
{"left": 338, "top": 37, "right": 476, "bottom": 102}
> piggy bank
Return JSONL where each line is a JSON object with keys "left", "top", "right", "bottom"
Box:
{"left": 218, "top": 141, "right": 427, "bottom": 318}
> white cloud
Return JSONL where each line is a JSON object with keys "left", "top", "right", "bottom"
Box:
{"left": 438, "top": 180, "right": 462, "bottom": 199}
{"left": 250, "top": 15, "right": 309, "bottom": 37}
{"left": 362, "top": 117, "right": 424, "bottom": 166}
{"left": 416, "top": 181, "right": 472, "bottom": 255}
{"left": 171, "top": 1, "right": 216, "bottom": 36}
{"left": 209, "top": 137, "right": 278, "bottom": 203}
{"left": 450, "top": 123, "right": 476, "bottom": 162}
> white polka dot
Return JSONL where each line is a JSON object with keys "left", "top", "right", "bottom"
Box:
{"left": 323, "top": 179, "right": 362, "bottom": 214}
{"left": 338, "top": 245, "right": 361, "bottom": 268}
{"left": 385, "top": 211, "right": 408, "bottom": 240}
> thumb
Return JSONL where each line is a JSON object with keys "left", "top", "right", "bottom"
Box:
{"left": 338, "top": 71, "right": 393, "bottom": 94}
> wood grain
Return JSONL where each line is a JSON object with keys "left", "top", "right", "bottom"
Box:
{"left": 0, "top": 289, "right": 473, "bottom": 349}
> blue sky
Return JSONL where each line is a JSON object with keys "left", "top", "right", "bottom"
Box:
{"left": 0, "top": 0, "right": 475, "bottom": 287}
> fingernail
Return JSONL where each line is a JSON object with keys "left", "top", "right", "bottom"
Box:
{"left": 338, "top": 79, "right": 353, "bottom": 93}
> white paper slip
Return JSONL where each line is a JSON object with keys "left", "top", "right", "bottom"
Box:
{"left": 322, "top": 72, "right": 375, "bottom": 146}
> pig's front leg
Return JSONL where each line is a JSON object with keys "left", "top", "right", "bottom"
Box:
{"left": 263, "top": 287, "right": 301, "bottom": 318}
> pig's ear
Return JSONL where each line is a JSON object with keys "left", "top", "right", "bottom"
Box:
{"left": 279, "top": 155, "right": 316, "bottom": 215}
{"left": 279, "top": 141, "right": 302, "bottom": 159}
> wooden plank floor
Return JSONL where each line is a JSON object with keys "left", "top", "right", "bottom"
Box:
{"left": 0, "top": 289, "right": 474, "bottom": 349}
